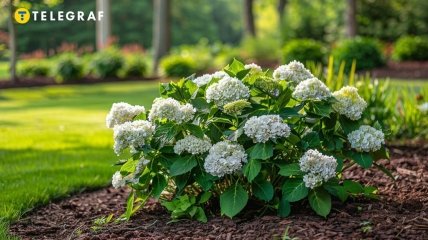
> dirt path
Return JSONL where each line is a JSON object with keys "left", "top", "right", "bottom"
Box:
{"left": 10, "top": 147, "right": 428, "bottom": 239}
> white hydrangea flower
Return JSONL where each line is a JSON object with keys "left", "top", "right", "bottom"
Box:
{"left": 347, "top": 125, "right": 385, "bottom": 152}
{"left": 292, "top": 77, "right": 332, "bottom": 101}
{"left": 106, "top": 102, "right": 145, "bottom": 128}
{"left": 174, "top": 135, "right": 212, "bottom": 155}
{"left": 299, "top": 149, "right": 337, "bottom": 189}
{"left": 273, "top": 60, "right": 314, "bottom": 83}
{"left": 333, "top": 86, "right": 367, "bottom": 120}
{"left": 244, "top": 63, "right": 262, "bottom": 72}
{"left": 204, "top": 141, "right": 247, "bottom": 177}
{"left": 418, "top": 102, "right": 428, "bottom": 114}
{"left": 148, "top": 97, "right": 196, "bottom": 123}
{"left": 193, "top": 74, "right": 213, "bottom": 87}
{"left": 243, "top": 115, "right": 291, "bottom": 143}
{"left": 112, "top": 171, "right": 126, "bottom": 188}
{"left": 212, "top": 71, "right": 227, "bottom": 79}
{"left": 206, "top": 76, "right": 250, "bottom": 106}
{"left": 113, "top": 120, "right": 155, "bottom": 155}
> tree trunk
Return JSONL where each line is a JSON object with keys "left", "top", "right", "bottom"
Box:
{"left": 96, "top": 0, "right": 111, "bottom": 50}
{"left": 346, "top": 0, "right": 357, "bottom": 37}
{"left": 243, "top": 0, "right": 256, "bottom": 37}
{"left": 277, "top": 0, "right": 287, "bottom": 24}
{"left": 8, "top": 0, "right": 17, "bottom": 82}
{"left": 152, "top": 0, "right": 171, "bottom": 74}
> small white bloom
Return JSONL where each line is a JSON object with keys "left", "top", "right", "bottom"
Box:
{"left": 244, "top": 63, "right": 262, "bottom": 72}
{"left": 292, "top": 77, "right": 332, "bottom": 101}
{"left": 113, "top": 120, "right": 155, "bottom": 155}
{"left": 148, "top": 97, "right": 196, "bottom": 123}
{"left": 348, "top": 125, "right": 384, "bottom": 152}
{"left": 299, "top": 149, "right": 337, "bottom": 189}
{"left": 174, "top": 135, "right": 212, "bottom": 155}
{"left": 212, "top": 71, "right": 227, "bottom": 79}
{"left": 204, "top": 141, "right": 247, "bottom": 177}
{"left": 243, "top": 115, "right": 290, "bottom": 143}
{"left": 333, "top": 86, "right": 367, "bottom": 120}
{"left": 193, "top": 74, "right": 213, "bottom": 87}
{"left": 112, "top": 171, "right": 126, "bottom": 188}
{"left": 273, "top": 61, "right": 314, "bottom": 83}
{"left": 206, "top": 76, "right": 250, "bottom": 106}
{"left": 418, "top": 102, "right": 428, "bottom": 113}
{"left": 106, "top": 102, "right": 145, "bottom": 128}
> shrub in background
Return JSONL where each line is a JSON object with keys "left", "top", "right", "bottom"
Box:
{"left": 282, "top": 39, "right": 325, "bottom": 64}
{"left": 90, "top": 48, "right": 124, "bottom": 78}
{"left": 106, "top": 59, "right": 389, "bottom": 222}
{"left": 121, "top": 56, "right": 148, "bottom": 78}
{"left": 241, "top": 36, "right": 280, "bottom": 62}
{"left": 53, "top": 54, "right": 84, "bottom": 82}
{"left": 160, "top": 55, "right": 197, "bottom": 78}
{"left": 332, "top": 38, "right": 384, "bottom": 72}
{"left": 17, "top": 60, "right": 51, "bottom": 77}
{"left": 393, "top": 36, "right": 428, "bottom": 61}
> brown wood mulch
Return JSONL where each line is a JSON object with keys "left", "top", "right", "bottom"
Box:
{"left": 9, "top": 146, "right": 428, "bottom": 240}
{"left": 371, "top": 61, "right": 428, "bottom": 79}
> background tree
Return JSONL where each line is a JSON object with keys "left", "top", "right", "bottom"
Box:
{"left": 7, "top": 0, "right": 16, "bottom": 82}
{"left": 96, "top": 0, "right": 111, "bottom": 50}
{"left": 346, "top": 0, "right": 357, "bottom": 37}
{"left": 243, "top": 0, "right": 256, "bottom": 37}
{"left": 152, "top": 0, "right": 171, "bottom": 74}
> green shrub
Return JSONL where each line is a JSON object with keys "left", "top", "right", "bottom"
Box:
{"left": 90, "top": 48, "right": 124, "bottom": 78}
{"left": 121, "top": 56, "right": 148, "bottom": 78}
{"left": 282, "top": 39, "right": 325, "bottom": 64}
{"left": 332, "top": 38, "right": 384, "bottom": 72}
{"left": 241, "top": 36, "right": 280, "bottom": 62}
{"left": 18, "top": 60, "right": 50, "bottom": 77}
{"left": 393, "top": 36, "right": 428, "bottom": 61}
{"left": 53, "top": 54, "right": 84, "bottom": 82}
{"left": 160, "top": 55, "right": 197, "bottom": 78}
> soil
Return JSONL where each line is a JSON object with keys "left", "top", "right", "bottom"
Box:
{"left": 371, "top": 61, "right": 428, "bottom": 79}
{"left": 9, "top": 146, "right": 428, "bottom": 240}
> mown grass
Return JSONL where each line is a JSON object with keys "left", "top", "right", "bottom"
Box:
{"left": 0, "top": 62, "right": 8, "bottom": 80}
{"left": 0, "top": 81, "right": 159, "bottom": 238}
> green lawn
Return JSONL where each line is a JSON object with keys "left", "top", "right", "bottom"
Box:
{"left": 0, "top": 81, "right": 159, "bottom": 239}
{"left": 0, "top": 62, "right": 8, "bottom": 80}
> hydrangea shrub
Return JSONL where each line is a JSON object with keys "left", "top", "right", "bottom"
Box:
{"left": 106, "top": 59, "right": 389, "bottom": 221}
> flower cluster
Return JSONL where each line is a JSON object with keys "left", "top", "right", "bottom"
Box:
{"left": 243, "top": 115, "right": 290, "bottom": 143}
{"left": 106, "top": 102, "right": 145, "bottom": 128}
{"left": 113, "top": 120, "right": 155, "bottom": 155}
{"left": 192, "top": 74, "right": 213, "bottom": 87}
{"left": 204, "top": 141, "right": 247, "bottom": 177}
{"left": 244, "top": 63, "right": 262, "bottom": 72}
{"left": 292, "top": 77, "right": 331, "bottom": 101}
{"left": 206, "top": 76, "right": 250, "bottom": 106}
{"left": 111, "top": 157, "right": 150, "bottom": 188}
{"left": 299, "top": 149, "right": 337, "bottom": 189}
{"left": 174, "top": 135, "right": 212, "bottom": 155}
{"left": 148, "top": 97, "right": 196, "bottom": 123}
{"left": 273, "top": 61, "right": 314, "bottom": 83}
{"left": 333, "top": 86, "right": 367, "bottom": 120}
{"left": 347, "top": 125, "right": 385, "bottom": 152}
{"left": 223, "top": 99, "right": 251, "bottom": 115}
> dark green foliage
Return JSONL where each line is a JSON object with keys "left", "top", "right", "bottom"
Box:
{"left": 17, "top": 60, "right": 50, "bottom": 77}
{"left": 282, "top": 39, "right": 325, "bottom": 64}
{"left": 54, "top": 54, "right": 84, "bottom": 82}
{"left": 121, "top": 56, "right": 148, "bottom": 78}
{"left": 160, "top": 55, "right": 197, "bottom": 78}
{"left": 332, "top": 38, "right": 384, "bottom": 72}
{"left": 393, "top": 36, "right": 428, "bottom": 61}
{"left": 90, "top": 48, "right": 124, "bottom": 79}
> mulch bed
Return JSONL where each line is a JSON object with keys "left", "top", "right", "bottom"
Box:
{"left": 9, "top": 146, "right": 428, "bottom": 239}
{"left": 371, "top": 61, "right": 428, "bottom": 79}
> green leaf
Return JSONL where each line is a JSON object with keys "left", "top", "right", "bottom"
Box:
{"left": 226, "top": 58, "right": 245, "bottom": 75}
{"left": 301, "top": 131, "right": 321, "bottom": 148}
{"left": 185, "top": 123, "right": 204, "bottom": 138}
{"left": 249, "top": 142, "right": 274, "bottom": 160}
{"left": 220, "top": 183, "right": 248, "bottom": 218}
{"left": 153, "top": 123, "right": 180, "bottom": 147}
{"left": 191, "top": 97, "right": 211, "bottom": 111}
{"left": 252, "top": 178, "right": 274, "bottom": 202}
{"left": 343, "top": 180, "right": 364, "bottom": 194}
{"left": 278, "top": 196, "right": 291, "bottom": 217}
{"left": 120, "top": 159, "right": 138, "bottom": 174}
{"left": 278, "top": 163, "right": 304, "bottom": 176}
{"left": 170, "top": 155, "right": 197, "bottom": 176}
{"left": 124, "top": 191, "right": 135, "bottom": 220}
{"left": 310, "top": 102, "right": 333, "bottom": 117}
{"left": 373, "top": 162, "right": 395, "bottom": 180}
{"left": 282, "top": 179, "right": 308, "bottom": 202}
{"left": 152, "top": 174, "right": 167, "bottom": 199}
{"left": 339, "top": 117, "right": 360, "bottom": 134}
{"left": 195, "top": 172, "right": 216, "bottom": 191}
{"left": 236, "top": 69, "right": 251, "bottom": 79}
{"left": 323, "top": 184, "right": 348, "bottom": 202}
{"left": 243, "top": 159, "right": 261, "bottom": 182}
{"left": 198, "top": 192, "right": 212, "bottom": 204}
{"left": 348, "top": 151, "right": 373, "bottom": 169}
{"left": 308, "top": 188, "right": 331, "bottom": 217}
{"left": 194, "top": 207, "right": 208, "bottom": 223}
